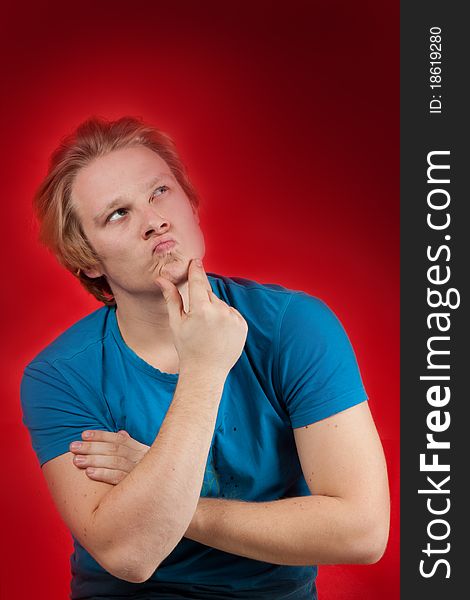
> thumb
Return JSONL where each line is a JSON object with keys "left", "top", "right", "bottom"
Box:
{"left": 155, "top": 277, "right": 184, "bottom": 322}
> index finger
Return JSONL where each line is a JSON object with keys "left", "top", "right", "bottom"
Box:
{"left": 80, "top": 429, "right": 131, "bottom": 446}
{"left": 187, "top": 258, "right": 213, "bottom": 309}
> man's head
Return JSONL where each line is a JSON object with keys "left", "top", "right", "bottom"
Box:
{"left": 33, "top": 116, "right": 204, "bottom": 305}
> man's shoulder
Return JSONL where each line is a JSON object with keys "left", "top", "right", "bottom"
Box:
{"left": 208, "top": 271, "right": 297, "bottom": 296}
{"left": 208, "top": 272, "right": 323, "bottom": 306}
{"left": 24, "top": 305, "right": 112, "bottom": 370}
{"left": 207, "top": 272, "right": 326, "bottom": 328}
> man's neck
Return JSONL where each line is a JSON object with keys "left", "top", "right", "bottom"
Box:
{"left": 113, "top": 280, "right": 189, "bottom": 355}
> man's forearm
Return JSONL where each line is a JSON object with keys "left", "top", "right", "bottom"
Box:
{"left": 185, "top": 495, "right": 387, "bottom": 566}
{"left": 90, "top": 365, "right": 226, "bottom": 581}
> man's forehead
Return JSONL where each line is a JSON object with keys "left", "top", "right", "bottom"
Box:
{"left": 72, "top": 168, "right": 176, "bottom": 225}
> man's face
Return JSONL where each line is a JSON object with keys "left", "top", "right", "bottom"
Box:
{"left": 71, "top": 145, "right": 205, "bottom": 298}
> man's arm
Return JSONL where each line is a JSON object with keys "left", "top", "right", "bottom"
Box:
{"left": 184, "top": 401, "right": 390, "bottom": 566}
{"left": 41, "top": 259, "right": 248, "bottom": 583}
{"left": 43, "top": 367, "right": 225, "bottom": 582}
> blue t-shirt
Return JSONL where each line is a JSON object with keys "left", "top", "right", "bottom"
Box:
{"left": 20, "top": 273, "right": 368, "bottom": 600}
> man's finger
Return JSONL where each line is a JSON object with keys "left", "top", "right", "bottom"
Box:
{"left": 70, "top": 440, "right": 127, "bottom": 456}
{"left": 73, "top": 452, "right": 131, "bottom": 470}
{"left": 80, "top": 430, "right": 136, "bottom": 449}
{"left": 155, "top": 276, "right": 184, "bottom": 322}
{"left": 85, "top": 467, "right": 125, "bottom": 486}
{"left": 187, "top": 258, "right": 212, "bottom": 309}
{"left": 79, "top": 429, "right": 129, "bottom": 446}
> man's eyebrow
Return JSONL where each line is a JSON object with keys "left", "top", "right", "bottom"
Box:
{"left": 93, "top": 174, "right": 170, "bottom": 224}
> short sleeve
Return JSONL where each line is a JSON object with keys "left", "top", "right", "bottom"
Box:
{"left": 20, "top": 360, "right": 113, "bottom": 468}
{"left": 275, "top": 293, "right": 368, "bottom": 428}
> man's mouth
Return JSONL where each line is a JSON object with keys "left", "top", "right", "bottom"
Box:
{"left": 153, "top": 239, "right": 176, "bottom": 254}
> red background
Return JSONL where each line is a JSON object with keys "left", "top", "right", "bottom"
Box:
{"left": 1, "top": 1, "right": 399, "bottom": 598}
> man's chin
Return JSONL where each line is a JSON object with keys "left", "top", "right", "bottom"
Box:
{"left": 158, "top": 257, "right": 189, "bottom": 286}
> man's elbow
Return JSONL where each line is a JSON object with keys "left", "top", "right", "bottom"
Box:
{"left": 94, "top": 547, "right": 162, "bottom": 583}
{"left": 107, "top": 559, "right": 162, "bottom": 584}
{"left": 133, "top": 559, "right": 167, "bottom": 583}
{"left": 122, "top": 564, "right": 160, "bottom": 584}
{"left": 94, "top": 524, "right": 187, "bottom": 581}
{"left": 354, "top": 519, "right": 390, "bottom": 565}
{"left": 85, "top": 513, "right": 170, "bottom": 582}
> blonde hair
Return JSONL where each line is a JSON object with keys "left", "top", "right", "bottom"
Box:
{"left": 32, "top": 115, "right": 200, "bottom": 305}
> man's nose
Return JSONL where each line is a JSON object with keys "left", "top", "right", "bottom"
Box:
{"left": 141, "top": 205, "right": 170, "bottom": 239}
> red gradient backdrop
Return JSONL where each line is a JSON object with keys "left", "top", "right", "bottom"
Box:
{"left": 1, "top": 1, "right": 399, "bottom": 598}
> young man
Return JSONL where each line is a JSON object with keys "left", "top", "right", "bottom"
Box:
{"left": 20, "top": 116, "right": 390, "bottom": 599}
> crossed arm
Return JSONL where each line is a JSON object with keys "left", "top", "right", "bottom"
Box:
{"left": 70, "top": 400, "right": 390, "bottom": 567}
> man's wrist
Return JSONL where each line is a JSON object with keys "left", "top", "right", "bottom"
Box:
{"left": 178, "top": 362, "right": 228, "bottom": 386}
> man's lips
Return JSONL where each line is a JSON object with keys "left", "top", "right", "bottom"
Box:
{"left": 152, "top": 238, "right": 176, "bottom": 254}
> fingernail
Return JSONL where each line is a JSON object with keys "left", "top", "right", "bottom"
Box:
{"left": 70, "top": 442, "right": 82, "bottom": 450}
{"left": 195, "top": 258, "right": 203, "bottom": 267}
{"left": 83, "top": 431, "right": 93, "bottom": 438}
{"left": 87, "top": 468, "right": 95, "bottom": 475}
{"left": 74, "top": 456, "right": 86, "bottom": 464}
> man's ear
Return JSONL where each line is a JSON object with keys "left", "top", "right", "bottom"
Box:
{"left": 82, "top": 265, "right": 104, "bottom": 278}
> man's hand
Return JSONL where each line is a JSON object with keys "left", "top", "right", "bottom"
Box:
{"left": 69, "top": 428, "right": 203, "bottom": 535}
{"left": 155, "top": 258, "right": 248, "bottom": 376}
{"left": 69, "top": 428, "right": 203, "bottom": 534}
{"left": 69, "top": 429, "right": 150, "bottom": 484}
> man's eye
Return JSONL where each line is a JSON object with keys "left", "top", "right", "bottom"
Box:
{"left": 107, "top": 208, "right": 128, "bottom": 223}
{"left": 106, "top": 186, "right": 169, "bottom": 224}
{"left": 151, "top": 185, "right": 169, "bottom": 199}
